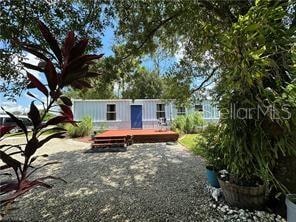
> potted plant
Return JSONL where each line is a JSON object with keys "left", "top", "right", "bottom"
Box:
{"left": 217, "top": 170, "right": 266, "bottom": 209}
{"left": 200, "top": 124, "right": 223, "bottom": 188}
{"left": 286, "top": 194, "right": 296, "bottom": 222}
{"left": 215, "top": 112, "right": 270, "bottom": 209}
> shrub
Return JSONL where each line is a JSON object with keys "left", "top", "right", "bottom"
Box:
{"left": 199, "top": 124, "right": 224, "bottom": 170}
{"left": 65, "top": 116, "right": 93, "bottom": 138}
{"left": 191, "top": 111, "right": 204, "bottom": 126}
{"left": 190, "top": 134, "right": 207, "bottom": 157}
{"left": 183, "top": 117, "right": 193, "bottom": 134}
{"left": 171, "top": 112, "right": 204, "bottom": 134}
{"left": 171, "top": 115, "right": 186, "bottom": 133}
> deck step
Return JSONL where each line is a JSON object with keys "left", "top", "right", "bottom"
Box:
{"left": 94, "top": 136, "right": 128, "bottom": 139}
{"left": 92, "top": 142, "right": 126, "bottom": 148}
{"left": 94, "top": 138, "right": 126, "bottom": 142}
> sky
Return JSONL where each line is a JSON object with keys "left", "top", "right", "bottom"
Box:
{"left": 0, "top": 27, "right": 180, "bottom": 114}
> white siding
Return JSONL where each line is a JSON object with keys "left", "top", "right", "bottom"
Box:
{"left": 72, "top": 99, "right": 220, "bottom": 129}
{"left": 141, "top": 100, "right": 157, "bottom": 129}
{"left": 73, "top": 100, "right": 131, "bottom": 129}
{"left": 202, "top": 100, "right": 220, "bottom": 122}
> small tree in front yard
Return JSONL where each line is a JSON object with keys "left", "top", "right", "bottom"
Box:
{"left": 0, "top": 20, "right": 103, "bottom": 214}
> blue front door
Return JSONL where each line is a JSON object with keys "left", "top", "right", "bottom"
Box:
{"left": 131, "top": 105, "right": 142, "bottom": 129}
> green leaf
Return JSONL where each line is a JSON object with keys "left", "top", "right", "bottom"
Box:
{"left": 245, "top": 24, "right": 259, "bottom": 32}
{"left": 249, "top": 46, "right": 266, "bottom": 60}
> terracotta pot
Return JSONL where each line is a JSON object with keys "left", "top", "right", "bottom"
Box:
{"left": 218, "top": 178, "right": 266, "bottom": 209}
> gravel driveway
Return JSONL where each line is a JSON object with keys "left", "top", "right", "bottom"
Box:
{"left": 3, "top": 139, "right": 223, "bottom": 221}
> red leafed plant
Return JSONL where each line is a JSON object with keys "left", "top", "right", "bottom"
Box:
{"left": 0, "top": 20, "right": 102, "bottom": 212}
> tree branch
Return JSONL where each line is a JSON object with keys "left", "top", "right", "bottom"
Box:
{"left": 199, "top": 0, "right": 237, "bottom": 23}
{"left": 190, "top": 67, "right": 218, "bottom": 94}
{"left": 122, "top": 11, "right": 184, "bottom": 60}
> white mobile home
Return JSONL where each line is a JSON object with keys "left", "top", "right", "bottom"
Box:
{"left": 72, "top": 99, "right": 219, "bottom": 130}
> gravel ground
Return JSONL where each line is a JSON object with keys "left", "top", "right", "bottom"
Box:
{"left": 3, "top": 140, "right": 224, "bottom": 221}
{"left": 2, "top": 139, "right": 286, "bottom": 222}
{"left": 0, "top": 136, "right": 89, "bottom": 157}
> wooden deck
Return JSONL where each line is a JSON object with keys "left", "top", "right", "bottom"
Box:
{"left": 92, "top": 129, "right": 179, "bottom": 148}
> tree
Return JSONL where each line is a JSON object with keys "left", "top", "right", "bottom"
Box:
{"left": 162, "top": 60, "right": 218, "bottom": 105}
{"left": 66, "top": 45, "right": 166, "bottom": 100}
{"left": 64, "top": 45, "right": 139, "bottom": 99}
{"left": 0, "top": 0, "right": 113, "bottom": 98}
{"left": 112, "top": 0, "right": 295, "bottom": 91}
{"left": 122, "top": 68, "right": 164, "bottom": 99}
{"left": 65, "top": 78, "right": 116, "bottom": 100}
{"left": 66, "top": 60, "right": 165, "bottom": 100}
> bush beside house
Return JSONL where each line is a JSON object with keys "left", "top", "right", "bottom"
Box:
{"left": 171, "top": 112, "right": 204, "bottom": 134}
{"left": 65, "top": 116, "right": 93, "bottom": 138}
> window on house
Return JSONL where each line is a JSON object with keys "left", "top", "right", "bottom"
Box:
{"left": 107, "top": 104, "right": 116, "bottom": 120}
{"left": 156, "top": 104, "right": 165, "bottom": 119}
{"left": 177, "top": 107, "right": 186, "bottom": 115}
{"left": 195, "top": 104, "right": 203, "bottom": 112}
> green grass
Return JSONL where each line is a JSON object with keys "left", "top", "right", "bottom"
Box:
{"left": 179, "top": 134, "right": 205, "bottom": 157}
{"left": 179, "top": 134, "right": 197, "bottom": 149}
